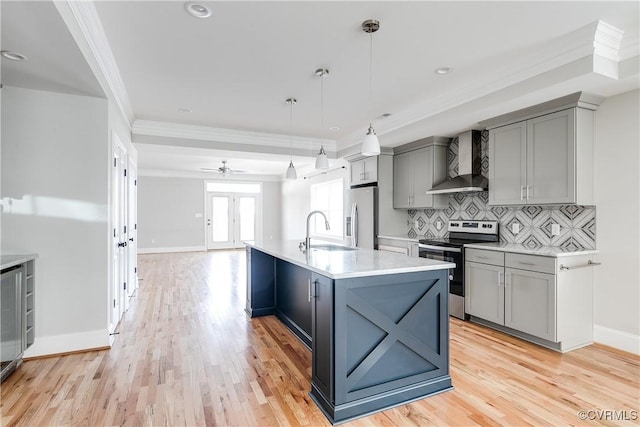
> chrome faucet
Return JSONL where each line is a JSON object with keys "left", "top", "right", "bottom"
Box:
{"left": 302, "top": 210, "right": 330, "bottom": 251}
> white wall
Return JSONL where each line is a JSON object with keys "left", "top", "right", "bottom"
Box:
{"left": 262, "top": 181, "right": 282, "bottom": 242}
{"left": 594, "top": 89, "right": 640, "bottom": 354}
{"left": 137, "top": 175, "right": 280, "bottom": 252}
{"left": 1, "top": 86, "right": 110, "bottom": 356}
{"left": 137, "top": 176, "right": 205, "bottom": 251}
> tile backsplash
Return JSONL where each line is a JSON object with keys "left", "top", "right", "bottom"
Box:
{"left": 407, "top": 130, "right": 596, "bottom": 250}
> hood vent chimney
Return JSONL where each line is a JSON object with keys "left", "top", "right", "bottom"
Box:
{"left": 426, "top": 130, "right": 487, "bottom": 194}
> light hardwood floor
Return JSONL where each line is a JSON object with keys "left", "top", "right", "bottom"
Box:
{"left": 1, "top": 251, "right": 638, "bottom": 426}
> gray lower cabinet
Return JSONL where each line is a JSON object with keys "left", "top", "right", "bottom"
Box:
{"left": 505, "top": 268, "right": 556, "bottom": 342}
{"left": 465, "top": 261, "right": 504, "bottom": 325}
{"left": 465, "top": 247, "right": 594, "bottom": 352}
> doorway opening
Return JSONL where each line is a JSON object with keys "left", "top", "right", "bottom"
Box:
{"left": 205, "top": 181, "right": 261, "bottom": 250}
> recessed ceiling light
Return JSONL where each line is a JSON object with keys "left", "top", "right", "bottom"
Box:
{"left": 329, "top": 126, "right": 340, "bottom": 132}
{"left": 434, "top": 67, "right": 452, "bottom": 75}
{"left": 1, "top": 50, "right": 27, "bottom": 61}
{"left": 178, "top": 108, "right": 192, "bottom": 113}
{"left": 184, "top": 2, "right": 212, "bottom": 18}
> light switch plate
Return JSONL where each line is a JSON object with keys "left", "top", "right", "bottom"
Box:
{"left": 511, "top": 223, "right": 520, "bottom": 234}
{"left": 551, "top": 223, "right": 560, "bottom": 236}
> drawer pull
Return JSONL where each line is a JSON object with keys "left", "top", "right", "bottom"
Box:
{"left": 559, "top": 260, "right": 601, "bottom": 271}
{"left": 518, "top": 261, "right": 536, "bottom": 266}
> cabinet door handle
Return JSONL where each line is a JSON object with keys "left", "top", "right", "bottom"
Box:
{"left": 526, "top": 186, "right": 530, "bottom": 200}
{"left": 505, "top": 272, "right": 511, "bottom": 287}
{"left": 520, "top": 186, "right": 525, "bottom": 200}
{"left": 498, "top": 271, "right": 503, "bottom": 287}
{"left": 308, "top": 279, "right": 311, "bottom": 302}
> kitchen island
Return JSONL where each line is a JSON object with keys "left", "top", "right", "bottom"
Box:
{"left": 245, "top": 241, "right": 455, "bottom": 424}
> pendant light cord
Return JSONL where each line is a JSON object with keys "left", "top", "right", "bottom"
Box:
{"left": 289, "top": 101, "right": 293, "bottom": 162}
{"left": 320, "top": 72, "right": 324, "bottom": 131}
{"left": 369, "top": 30, "right": 373, "bottom": 126}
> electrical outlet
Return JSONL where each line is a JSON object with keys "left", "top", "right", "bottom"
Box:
{"left": 551, "top": 223, "right": 560, "bottom": 236}
{"left": 511, "top": 223, "right": 520, "bottom": 234}
{"left": 435, "top": 220, "right": 442, "bottom": 230}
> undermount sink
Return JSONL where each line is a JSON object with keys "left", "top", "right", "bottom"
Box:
{"left": 309, "top": 244, "right": 356, "bottom": 252}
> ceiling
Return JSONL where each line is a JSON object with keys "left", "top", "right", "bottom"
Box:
{"left": 2, "top": 1, "right": 639, "bottom": 177}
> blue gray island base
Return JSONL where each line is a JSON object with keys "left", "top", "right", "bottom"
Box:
{"left": 246, "top": 247, "right": 453, "bottom": 424}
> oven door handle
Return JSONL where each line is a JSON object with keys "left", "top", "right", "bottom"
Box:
{"left": 418, "top": 244, "right": 462, "bottom": 253}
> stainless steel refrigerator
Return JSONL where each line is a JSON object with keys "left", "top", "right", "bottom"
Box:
{"left": 346, "top": 186, "right": 378, "bottom": 249}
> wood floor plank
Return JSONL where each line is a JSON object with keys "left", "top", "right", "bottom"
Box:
{"left": 2, "top": 251, "right": 638, "bottom": 426}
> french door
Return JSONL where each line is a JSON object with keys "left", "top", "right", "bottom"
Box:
{"left": 206, "top": 193, "right": 257, "bottom": 250}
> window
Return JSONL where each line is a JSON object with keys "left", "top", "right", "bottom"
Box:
{"left": 310, "top": 178, "right": 344, "bottom": 238}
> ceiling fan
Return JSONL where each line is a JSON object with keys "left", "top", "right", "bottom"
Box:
{"left": 200, "top": 160, "right": 246, "bottom": 176}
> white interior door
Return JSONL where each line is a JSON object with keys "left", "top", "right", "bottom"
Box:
{"left": 111, "top": 141, "right": 127, "bottom": 330}
{"left": 206, "top": 193, "right": 257, "bottom": 250}
{"left": 127, "top": 160, "right": 138, "bottom": 299}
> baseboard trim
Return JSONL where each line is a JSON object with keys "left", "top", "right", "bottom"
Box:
{"left": 138, "top": 246, "right": 206, "bottom": 254}
{"left": 594, "top": 324, "right": 640, "bottom": 355}
{"left": 23, "top": 329, "right": 111, "bottom": 358}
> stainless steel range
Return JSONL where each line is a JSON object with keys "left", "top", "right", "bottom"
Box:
{"left": 418, "top": 220, "right": 499, "bottom": 320}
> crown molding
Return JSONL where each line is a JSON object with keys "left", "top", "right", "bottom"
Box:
{"left": 593, "top": 20, "right": 624, "bottom": 62}
{"left": 138, "top": 168, "right": 282, "bottom": 182}
{"left": 133, "top": 120, "right": 338, "bottom": 153}
{"left": 339, "top": 19, "right": 626, "bottom": 152}
{"left": 54, "top": 1, "right": 135, "bottom": 127}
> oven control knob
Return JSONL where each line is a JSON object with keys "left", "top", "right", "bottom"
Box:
{"left": 449, "top": 274, "right": 454, "bottom": 280}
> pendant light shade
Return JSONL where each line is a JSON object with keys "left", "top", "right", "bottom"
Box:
{"left": 362, "top": 124, "right": 380, "bottom": 156}
{"left": 315, "top": 146, "right": 329, "bottom": 170}
{"left": 286, "top": 160, "right": 297, "bottom": 179}
{"left": 361, "top": 19, "right": 381, "bottom": 157}
{"left": 284, "top": 98, "right": 297, "bottom": 180}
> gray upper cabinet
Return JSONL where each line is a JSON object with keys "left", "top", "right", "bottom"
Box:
{"left": 350, "top": 156, "right": 377, "bottom": 186}
{"left": 393, "top": 137, "right": 449, "bottom": 209}
{"left": 488, "top": 121, "right": 527, "bottom": 205}
{"left": 483, "top": 92, "right": 601, "bottom": 206}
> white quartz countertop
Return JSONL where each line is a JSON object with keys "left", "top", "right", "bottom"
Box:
{"left": 1, "top": 253, "right": 38, "bottom": 270}
{"left": 464, "top": 242, "right": 599, "bottom": 257}
{"left": 246, "top": 240, "right": 454, "bottom": 279}
{"left": 377, "top": 235, "right": 419, "bottom": 243}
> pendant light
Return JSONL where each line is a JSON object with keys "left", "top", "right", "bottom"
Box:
{"left": 361, "top": 19, "right": 381, "bottom": 156}
{"left": 285, "top": 98, "right": 298, "bottom": 180}
{"left": 315, "top": 68, "right": 330, "bottom": 170}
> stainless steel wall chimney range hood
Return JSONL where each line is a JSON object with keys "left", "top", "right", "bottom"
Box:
{"left": 426, "top": 130, "right": 487, "bottom": 194}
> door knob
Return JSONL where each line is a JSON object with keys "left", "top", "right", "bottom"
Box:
{"left": 129, "top": 238, "right": 134, "bottom": 242}
{"left": 118, "top": 242, "right": 127, "bottom": 248}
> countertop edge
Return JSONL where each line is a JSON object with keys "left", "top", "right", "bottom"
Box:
{"left": 1, "top": 253, "right": 39, "bottom": 270}
{"left": 245, "top": 242, "right": 455, "bottom": 279}
{"left": 463, "top": 243, "right": 599, "bottom": 257}
{"left": 378, "top": 235, "right": 418, "bottom": 243}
